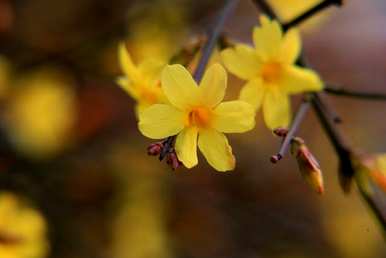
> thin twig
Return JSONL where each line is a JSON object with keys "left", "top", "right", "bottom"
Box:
{"left": 282, "top": 0, "right": 344, "bottom": 31}
{"left": 325, "top": 86, "right": 386, "bottom": 101}
{"left": 271, "top": 100, "right": 310, "bottom": 163}
{"left": 193, "top": 0, "right": 239, "bottom": 82}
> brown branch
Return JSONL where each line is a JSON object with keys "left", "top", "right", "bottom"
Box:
{"left": 325, "top": 85, "right": 386, "bottom": 101}
{"left": 282, "top": 0, "right": 344, "bottom": 31}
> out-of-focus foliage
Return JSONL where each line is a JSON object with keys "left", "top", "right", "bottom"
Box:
{"left": 0, "top": 192, "right": 49, "bottom": 258}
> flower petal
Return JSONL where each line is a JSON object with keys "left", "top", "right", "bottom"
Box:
{"left": 263, "top": 89, "right": 291, "bottom": 129}
{"left": 281, "top": 66, "right": 323, "bottom": 94}
{"left": 280, "top": 29, "right": 301, "bottom": 64}
{"left": 198, "top": 129, "right": 235, "bottom": 172}
{"left": 239, "top": 78, "right": 266, "bottom": 110}
{"left": 175, "top": 127, "right": 198, "bottom": 168}
{"left": 138, "top": 104, "right": 184, "bottom": 139}
{"left": 253, "top": 16, "right": 283, "bottom": 59}
{"left": 198, "top": 63, "right": 227, "bottom": 107}
{"left": 138, "top": 59, "right": 165, "bottom": 85}
{"left": 161, "top": 64, "right": 199, "bottom": 109}
{"left": 118, "top": 43, "right": 140, "bottom": 81}
{"left": 221, "top": 44, "right": 261, "bottom": 80}
{"left": 116, "top": 76, "right": 139, "bottom": 99}
{"left": 212, "top": 101, "right": 255, "bottom": 133}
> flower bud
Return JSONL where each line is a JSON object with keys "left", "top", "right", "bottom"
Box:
{"left": 291, "top": 137, "right": 324, "bottom": 194}
{"left": 352, "top": 153, "right": 386, "bottom": 195}
{"left": 166, "top": 152, "right": 182, "bottom": 170}
{"left": 147, "top": 142, "right": 163, "bottom": 156}
{"left": 273, "top": 127, "right": 288, "bottom": 137}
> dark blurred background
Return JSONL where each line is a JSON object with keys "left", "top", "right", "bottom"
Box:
{"left": 0, "top": 0, "right": 385, "bottom": 258}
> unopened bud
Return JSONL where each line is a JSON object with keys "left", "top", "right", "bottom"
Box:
{"left": 291, "top": 137, "right": 324, "bottom": 194}
{"left": 166, "top": 152, "right": 182, "bottom": 170}
{"left": 353, "top": 153, "right": 386, "bottom": 195}
{"left": 273, "top": 127, "right": 288, "bottom": 137}
{"left": 147, "top": 142, "right": 163, "bottom": 156}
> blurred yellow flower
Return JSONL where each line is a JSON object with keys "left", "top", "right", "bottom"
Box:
{"left": 5, "top": 69, "right": 76, "bottom": 159}
{"left": 117, "top": 43, "right": 166, "bottom": 115}
{"left": 267, "top": 0, "right": 330, "bottom": 31}
{"left": 267, "top": 0, "right": 323, "bottom": 22}
{"left": 126, "top": 1, "right": 187, "bottom": 62}
{"left": 138, "top": 64, "right": 255, "bottom": 171}
{"left": 221, "top": 16, "right": 323, "bottom": 129}
{"left": 354, "top": 153, "right": 386, "bottom": 195}
{"left": 0, "top": 192, "right": 49, "bottom": 258}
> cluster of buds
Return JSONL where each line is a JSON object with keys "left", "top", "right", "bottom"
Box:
{"left": 147, "top": 137, "right": 182, "bottom": 170}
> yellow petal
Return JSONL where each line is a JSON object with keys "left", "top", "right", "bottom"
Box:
{"left": 253, "top": 16, "right": 283, "bottom": 59}
{"left": 212, "top": 101, "right": 255, "bottom": 133}
{"left": 280, "top": 29, "right": 301, "bottom": 64}
{"left": 281, "top": 65, "right": 323, "bottom": 94}
{"left": 138, "top": 59, "right": 164, "bottom": 85}
{"left": 198, "top": 129, "right": 235, "bottom": 172}
{"left": 221, "top": 44, "right": 261, "bottom": 80}
{"left": 175, "top": 127, "right": 198, "bottom": 168}
{"left": 376, "top": 154, "right": 386, "bottom": 172}
{"left": 263, "top": 89, "right": 291, "bottom": 129}
{"left": 198, "top": 63, "right": 227, "bottom": 107}
{"left": 116, "top": 76, "right": 139, "bottom": 99}
{"left": 239, "top": 78, "right": 266, "bottom": 110}
{"left": 161, "top": 64, "right": 199, "bottom": 109}
{"left": 138, "top": 104, "right": 184, "bottom": 139}
{"left": 118, "top": 42, "right": 140, "bottom": 81}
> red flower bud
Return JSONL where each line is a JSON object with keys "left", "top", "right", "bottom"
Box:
{"left": 166, "top": 152, "right": 182, "bottom": 170}
{"left": 273, "top": 127, "right": 288, "bottom": 137}
{"left": 147, "top": 142, "right": 163, "bottom": 156}
{"left": 291, "top": 137, "right": 324, "bottom": 194}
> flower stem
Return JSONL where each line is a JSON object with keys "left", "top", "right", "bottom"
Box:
{"left": 193, "top": 0, "right": 239, "bottom": 82}
{"left": 271, "top": 100, "right": 310, "bottom": 163}
{"left": 282, "top": 0, "right": 344, "bottom": 31}
{"left": 325, "top": 85, "right": 386, "bottom": 101}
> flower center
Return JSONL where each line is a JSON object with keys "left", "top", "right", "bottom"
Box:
{"left": 261, "top": 62, "right": 282, "bottom": 84}
{"left": 140, "top": 87, "right": 160, "bottom": 105}
{"left": 187, "top": 107, "right": 212, "bottom": 128}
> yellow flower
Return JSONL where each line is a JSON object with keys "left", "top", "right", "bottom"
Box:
{"left": 117, "top": 43, "right": 166, "bottom": 115}
{"left": 221, "top": 16, "right": 323, "bottom": 129}
{"left": 0, "top": 192, "right": 49, "bottom": 258}
{"left": 138, "top": 64, "right": 255, "bottom": 171}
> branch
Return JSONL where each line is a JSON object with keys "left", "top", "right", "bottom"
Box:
{"left": 193, "top": 0, "right": 240, "bottom": 82}
{"left": 325, "top": 86, "right": 386, "bottom": 101}
{"left": 271, "top": 100, "right": 310, "bottom": 163}
{"left": 282, "top": 0, "right": 344, "bottom": 31}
